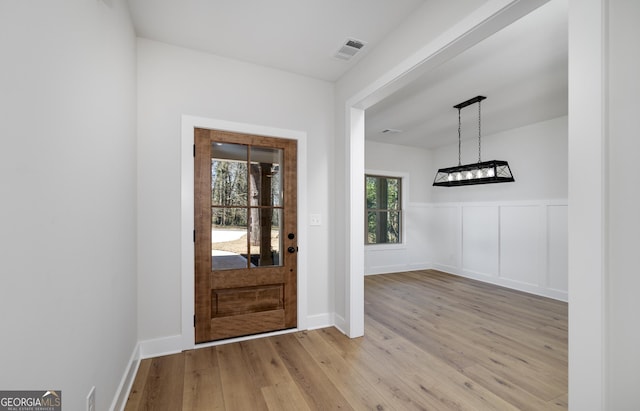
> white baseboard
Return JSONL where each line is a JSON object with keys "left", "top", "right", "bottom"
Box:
{"left": 109, "top": 342, "right": 141, "bottom": 411}
{"left": 137, "top": 312, "right": 338, "bottom": 361}
{"left": 432, "top": 263, "right": 459, "bottom": 273}
{"left": 139, "top": 334, "right": 183, "bottom": 359}
{"left": 490, "top": 275, "right": 568, "bottom": 302}
{"left": 432, "top": 264, "right": 568, "bottom": 302}
{"left": 333, "top": 314, "right": 347, "bottom": 335}
{"left": 365, "top": 262, "right": 431, "bottom": 276}
{"left": 407, "top": 262, "right": 432, "bottom": 271}
{"left": 306, "top": 313, "right": 334, "bottom": 330}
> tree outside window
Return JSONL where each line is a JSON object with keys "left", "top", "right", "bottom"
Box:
{"left": 366, "top": 175, "right": 402, "bottom": 244}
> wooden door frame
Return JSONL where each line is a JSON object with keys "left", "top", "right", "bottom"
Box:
{"left": 180, "top": 115, "right": 308, "bottom": 350}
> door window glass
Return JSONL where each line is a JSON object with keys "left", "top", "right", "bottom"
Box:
{"left": 210, "top": 142, "right": 284, "bottom": 270}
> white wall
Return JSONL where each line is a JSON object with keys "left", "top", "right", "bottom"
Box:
{"left": 0, "top": 1, "right": 138, "bottom": 410}
{"left": 137, "top": 39, "right": 335, "bottom": 343}
{"left": 366, "top": 141, "right": 433, "bottom": 203}
{"left": 364, "top": 141, "right": 433, "bottom": 275}
{"left": 607, "top": 0, "right": 640, "bottom": 408}
{"left": 431, "top": 116, "right": 568, "bottom": 202}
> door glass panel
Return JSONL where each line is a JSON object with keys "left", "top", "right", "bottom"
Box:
{"left": 211, "top": 207, "right": 250, "bottom": 270}
{"left": 249, "top": 208, "right": 283, "bottom": 267}
{"left": 210, "top": 143, "right": 284, "bottom": 270}
{"left": 211, "top": 143, "right": 248, "bottom": 207}
{"left": 249, "top": 147, "right": 283, "bottom": 207}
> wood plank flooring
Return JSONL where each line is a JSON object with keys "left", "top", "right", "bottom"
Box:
{"left": 124, "top": 270, "right": 568, "bottom": 410}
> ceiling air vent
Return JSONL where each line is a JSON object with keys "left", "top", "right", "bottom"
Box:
{"left": 334, "top": 38, "right": 367, "bottom": 61}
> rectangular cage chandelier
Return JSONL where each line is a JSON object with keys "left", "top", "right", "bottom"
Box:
{"left": 433, "top": 96, "right": 515, "bottom": 187}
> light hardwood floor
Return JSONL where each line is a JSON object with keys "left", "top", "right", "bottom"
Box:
{"left": 124, "top": 270, "right": 568, "bottom": 410}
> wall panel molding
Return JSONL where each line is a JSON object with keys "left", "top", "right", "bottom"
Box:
{"left": 429, "top": 200, "right": 568, "bottom": 301}
{"left": 365, "top": 199, "right": 567, "bottom": 301}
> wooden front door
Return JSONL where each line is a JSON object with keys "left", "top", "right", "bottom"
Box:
{"left": 194, "top": 128, "right": 298, "bottom": 343}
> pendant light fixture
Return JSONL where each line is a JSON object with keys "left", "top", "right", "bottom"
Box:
{"left": 433, "top": 95, "right": 515, "bottom": 187}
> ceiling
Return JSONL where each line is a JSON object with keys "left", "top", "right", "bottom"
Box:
{"left": 366, "top": 0, "right": 568, "bottom": 149}
{"left": 126, "top": 0, "right": 568, "bottom": 150}
{"left": 126, "top": 0, "right": 426, "bottom": 82}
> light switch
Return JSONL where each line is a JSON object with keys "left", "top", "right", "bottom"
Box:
{"left": 309, "top": 214, "right": 321, "bottom": 226}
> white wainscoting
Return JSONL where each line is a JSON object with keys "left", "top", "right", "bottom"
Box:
{"left": 428, "top": 204, "right": 461, "bottom": 273}
{"left": 361, "top": 199, "right": 567, "bottom": 300}
{"left": 462, "top": 205, "right": 499, "bottom": 277}
{"left": 430, "top": 200, "right": 568, "bottom": 301}
{"left": 546, "top": 205, "right": 569, "bottom": 294}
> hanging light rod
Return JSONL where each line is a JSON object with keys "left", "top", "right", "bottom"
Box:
{"left": 433, "top": 95, "right": 515, "bottom": 187}
{"left": 453, "top": 95, "right": 486, "bottom": 110}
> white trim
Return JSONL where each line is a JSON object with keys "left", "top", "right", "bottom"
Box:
{"left": 180, "top": 115, "right": 308, "bottom": 351}
{"left": 344, "top": 0, "right": 552, "bottom": 338}
{"left": 306, "top": 313, "right": 335, "bottom": 330}
{"left": 346, "top": 107, "right": 366, "bottom": 338}
{"left": 139, "top": 334, "right": 183, "bottom": 359}
{"left": 365, "top": 243, "right": 407, "bottom": 251}
{"left": 539, "top": 204, "right": 550, "bottom": 290}
{"left": 137, "top": 315, "right": 331, "bottom": 360}
{"left": 568, "top": 0, "right": 608, "bottom": 408}
{"left": 192, "top": 328, "right": 301, "bottom": 350}
{"left": 334, "top": 313, "right": 347, "bottom": 336}
{"left": 445, "top": 265, "right": 568, "bottom": 301}
{"left": 546, "top": 204, "right": 568, "bottom": 291}
{"left": 432, "top": 264, "right": 568, "bottom": 302}
{"left": 429, "top": 199, "right": 568, "bottom": 302}
{"left": 365, "top": 262, "right": 431, "bottom": 276}
{"left": 109, "top": 343, "right": 141, "bottom": 411}
{"left": 432, "top": 263, "right": 459, "bottom": 274}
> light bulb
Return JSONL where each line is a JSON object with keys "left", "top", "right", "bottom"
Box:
{"left": 455, "top": 172, "right": 462, "bottom": 181}
{"left": 466, "top": 171, "right": 473, "bottom": 180}
{"left": 487, "top": 168, "right": 495, "bottom": 177}
{"left": 447, "top": 174, "right": 454, "bottom": 181}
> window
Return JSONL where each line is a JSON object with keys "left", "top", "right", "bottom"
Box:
{"left": 366, "top": 175, "right": 402, "bottom": 244}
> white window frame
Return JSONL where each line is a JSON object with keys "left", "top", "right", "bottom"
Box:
{"left": 364, "top": 170, "right": 408, "bottom": 250}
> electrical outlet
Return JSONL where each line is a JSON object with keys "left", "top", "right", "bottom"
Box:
{"left": 86, "top": 386, "right": 95, "bottom": 411}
